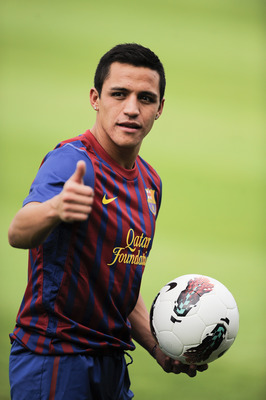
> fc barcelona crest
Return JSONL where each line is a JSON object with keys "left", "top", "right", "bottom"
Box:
{"left": 145, "top": 188, "right": 157, "bottom": 216}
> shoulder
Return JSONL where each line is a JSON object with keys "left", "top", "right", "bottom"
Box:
{"left": 37, "top": 134, "right": 95, "bottom": 187}
{"left": 44, "top": 131, "right": 91, "bottom": 163}
{"left": 136, "top": 155, "right": 162, "bottom": 187}
{"left": 54, "top": 131, "right": 90, "bottom": 152}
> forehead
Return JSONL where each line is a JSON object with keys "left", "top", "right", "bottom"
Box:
{"left": 103, "top": 62, "right": 160, "bottom": 94}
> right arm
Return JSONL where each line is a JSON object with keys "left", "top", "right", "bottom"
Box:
{"left": 129, "top": 293, "right": 208, "bottom": 377}
{"left": 8, "top": 160, "right": 94, "bottom": 249}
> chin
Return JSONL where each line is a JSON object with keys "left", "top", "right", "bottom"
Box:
{"left": 113, "top": 134, "right": 142, "bottom": 148}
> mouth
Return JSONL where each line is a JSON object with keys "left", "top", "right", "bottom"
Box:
{"left": 117, "top": 121, "right": 142, "bottom": 132}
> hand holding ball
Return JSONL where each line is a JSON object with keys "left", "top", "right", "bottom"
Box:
{"left": 150, "top": 275, "right": 239, "bottom": 365}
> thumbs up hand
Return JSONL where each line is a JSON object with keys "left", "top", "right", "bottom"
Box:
{"left": 69, "top": 159, "right": 87, "bottom": 184}
{"left": 55, "top": 160, "right": 94, "bottom": 223}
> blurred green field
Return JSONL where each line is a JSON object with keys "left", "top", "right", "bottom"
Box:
{"left": 1, "top": 0, "right": 265, "bottom": 399}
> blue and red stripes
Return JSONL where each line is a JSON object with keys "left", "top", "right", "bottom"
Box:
{"left": 10, "top": 130, "right": 162, "bottom": 355}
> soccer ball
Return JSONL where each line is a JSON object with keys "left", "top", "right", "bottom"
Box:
{"left": 150, "top": 274, "right": 239, "bottom": 365}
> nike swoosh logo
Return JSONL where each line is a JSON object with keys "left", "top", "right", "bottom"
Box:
{"left": 102, "top": 194, "right": 117, "bottom": 205}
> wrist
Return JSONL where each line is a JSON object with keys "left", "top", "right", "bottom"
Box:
{"left": 151, "top": 343, "right": 158, "bottom": 359}
{"left": 47, "top": 195, "right": 62, "bottom": 224}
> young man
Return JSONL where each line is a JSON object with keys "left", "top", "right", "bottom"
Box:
{"left": 8, "top": 43, "right": 207, "bottom": 400}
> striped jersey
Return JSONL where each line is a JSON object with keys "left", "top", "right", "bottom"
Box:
{"left": 10, "top": 130, "right": 162, "bottom": 355}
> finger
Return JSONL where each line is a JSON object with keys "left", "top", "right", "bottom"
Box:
{"left": 60, "top": 187, "right": 94, "bottom": 223}
{"left": 61, "top": 202, "right": 93, "bottom": 222}
{"left": 63, "top": 198, "right": 94, "bottom": 212}
{"left": 197, "top": 364, "right": 208, "bottom": 372}
{"left": 171, "top": 364, "right": 181, "bottom": 374}
{"left": 62, "top": 210, "right": 92, "bottom": 223}
{"left": 62, "top": 190, "right": 94, "bottom": 206}
{"left": 70, "top": 160, "right": 86, "bottom": 184}
{"left": 187, "top": 364, "right": 197, "bottom": 378}
{"left": 171, "top": 360, "right": 185, "bottom": 375}
{"left": 171, "top": 361, "right": 197, "bottom": 377}
{"left": 163, "top": 357, "right": 173, "bottom": 373}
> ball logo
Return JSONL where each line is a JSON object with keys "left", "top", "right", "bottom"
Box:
{"left": 169, "top": 277, "right": 214, "bottom": 322}
{"left": 184, "top": 321, "right": 229, "bottom": 364}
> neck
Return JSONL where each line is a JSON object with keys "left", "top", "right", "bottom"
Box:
{"left": 90, "top": 125, "right": 139, "bottom": 169}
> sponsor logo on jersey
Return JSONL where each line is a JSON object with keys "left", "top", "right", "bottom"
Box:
{"left": 145, "top": 188, "right": 156, "bottom": 216}
{"left": 107, "top": 228, "right": 151, "bottom": 267}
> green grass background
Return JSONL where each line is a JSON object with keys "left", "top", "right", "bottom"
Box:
{"left": 1, "top": 0, "right": 265, "bottom": 399}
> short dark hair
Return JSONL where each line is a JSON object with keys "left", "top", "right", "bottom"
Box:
{"left": 94, "top": 43, "right": 166, "bottom": 102}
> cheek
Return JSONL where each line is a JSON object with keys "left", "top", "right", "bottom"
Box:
{"left": 99, "top": 107, "right": 115, "bottom": 126}
{"left": 105, "top": 105, "right": 120, "bottom": 123}
{"left": 145, "top": 114, "right": 156, "bottom": 131}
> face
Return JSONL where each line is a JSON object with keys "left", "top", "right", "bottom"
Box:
{"left": 90, "top": 62, "right": 164, "bottom": 164}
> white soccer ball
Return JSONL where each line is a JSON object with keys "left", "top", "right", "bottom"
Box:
{"left": 150, "top": 274, "right": 239, "bottom": 365}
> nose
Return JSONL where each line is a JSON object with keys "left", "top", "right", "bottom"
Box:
{"left": 123, "top": 95, "right": 140, "bottom": 118}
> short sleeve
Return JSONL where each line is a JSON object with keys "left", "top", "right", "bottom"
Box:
{"left": 23, "top": 144, "right": 95, "bottom": 206}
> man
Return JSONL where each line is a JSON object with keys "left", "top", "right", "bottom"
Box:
{"left": 8, "top": 43, "right": 207, "bottom": 400}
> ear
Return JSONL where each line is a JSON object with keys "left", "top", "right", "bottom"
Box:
{"left": 90, "top": 88, "right": 99, "bottom": 111}
{"left": 155, "top": 98, "right": 165, "bottom": 120}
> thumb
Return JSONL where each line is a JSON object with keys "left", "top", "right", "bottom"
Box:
{"left": 70, "top": 160, "right": 86, "bottom": 183}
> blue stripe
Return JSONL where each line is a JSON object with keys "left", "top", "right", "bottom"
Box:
{"left": 114, "top": 177, "right": 136, "bottom": 312}
{"left": 28, "top": 252, "right": 41, "bottom": 330}
{"left": 102, "top": 169, "right": 122, "bottom": 329}
{"left": 82, "top": 160, "right": 109, "bottom": 329}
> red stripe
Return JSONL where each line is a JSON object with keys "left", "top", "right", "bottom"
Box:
{"left": 48, "top": 356, "right": 60, "bottom": 400}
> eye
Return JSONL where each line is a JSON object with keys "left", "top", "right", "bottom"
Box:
{"left": 139, "top": 94, "right": 156, "bottom": 104}
{"left": 111, "top": 91, "right": 126, "bottom": 99}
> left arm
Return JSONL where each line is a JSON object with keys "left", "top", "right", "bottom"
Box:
{"left": 128, "top": 294, "right": 208, "bottom": 377}
{"left": 128, "top": 293, "right": 156, "bottom": 356}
